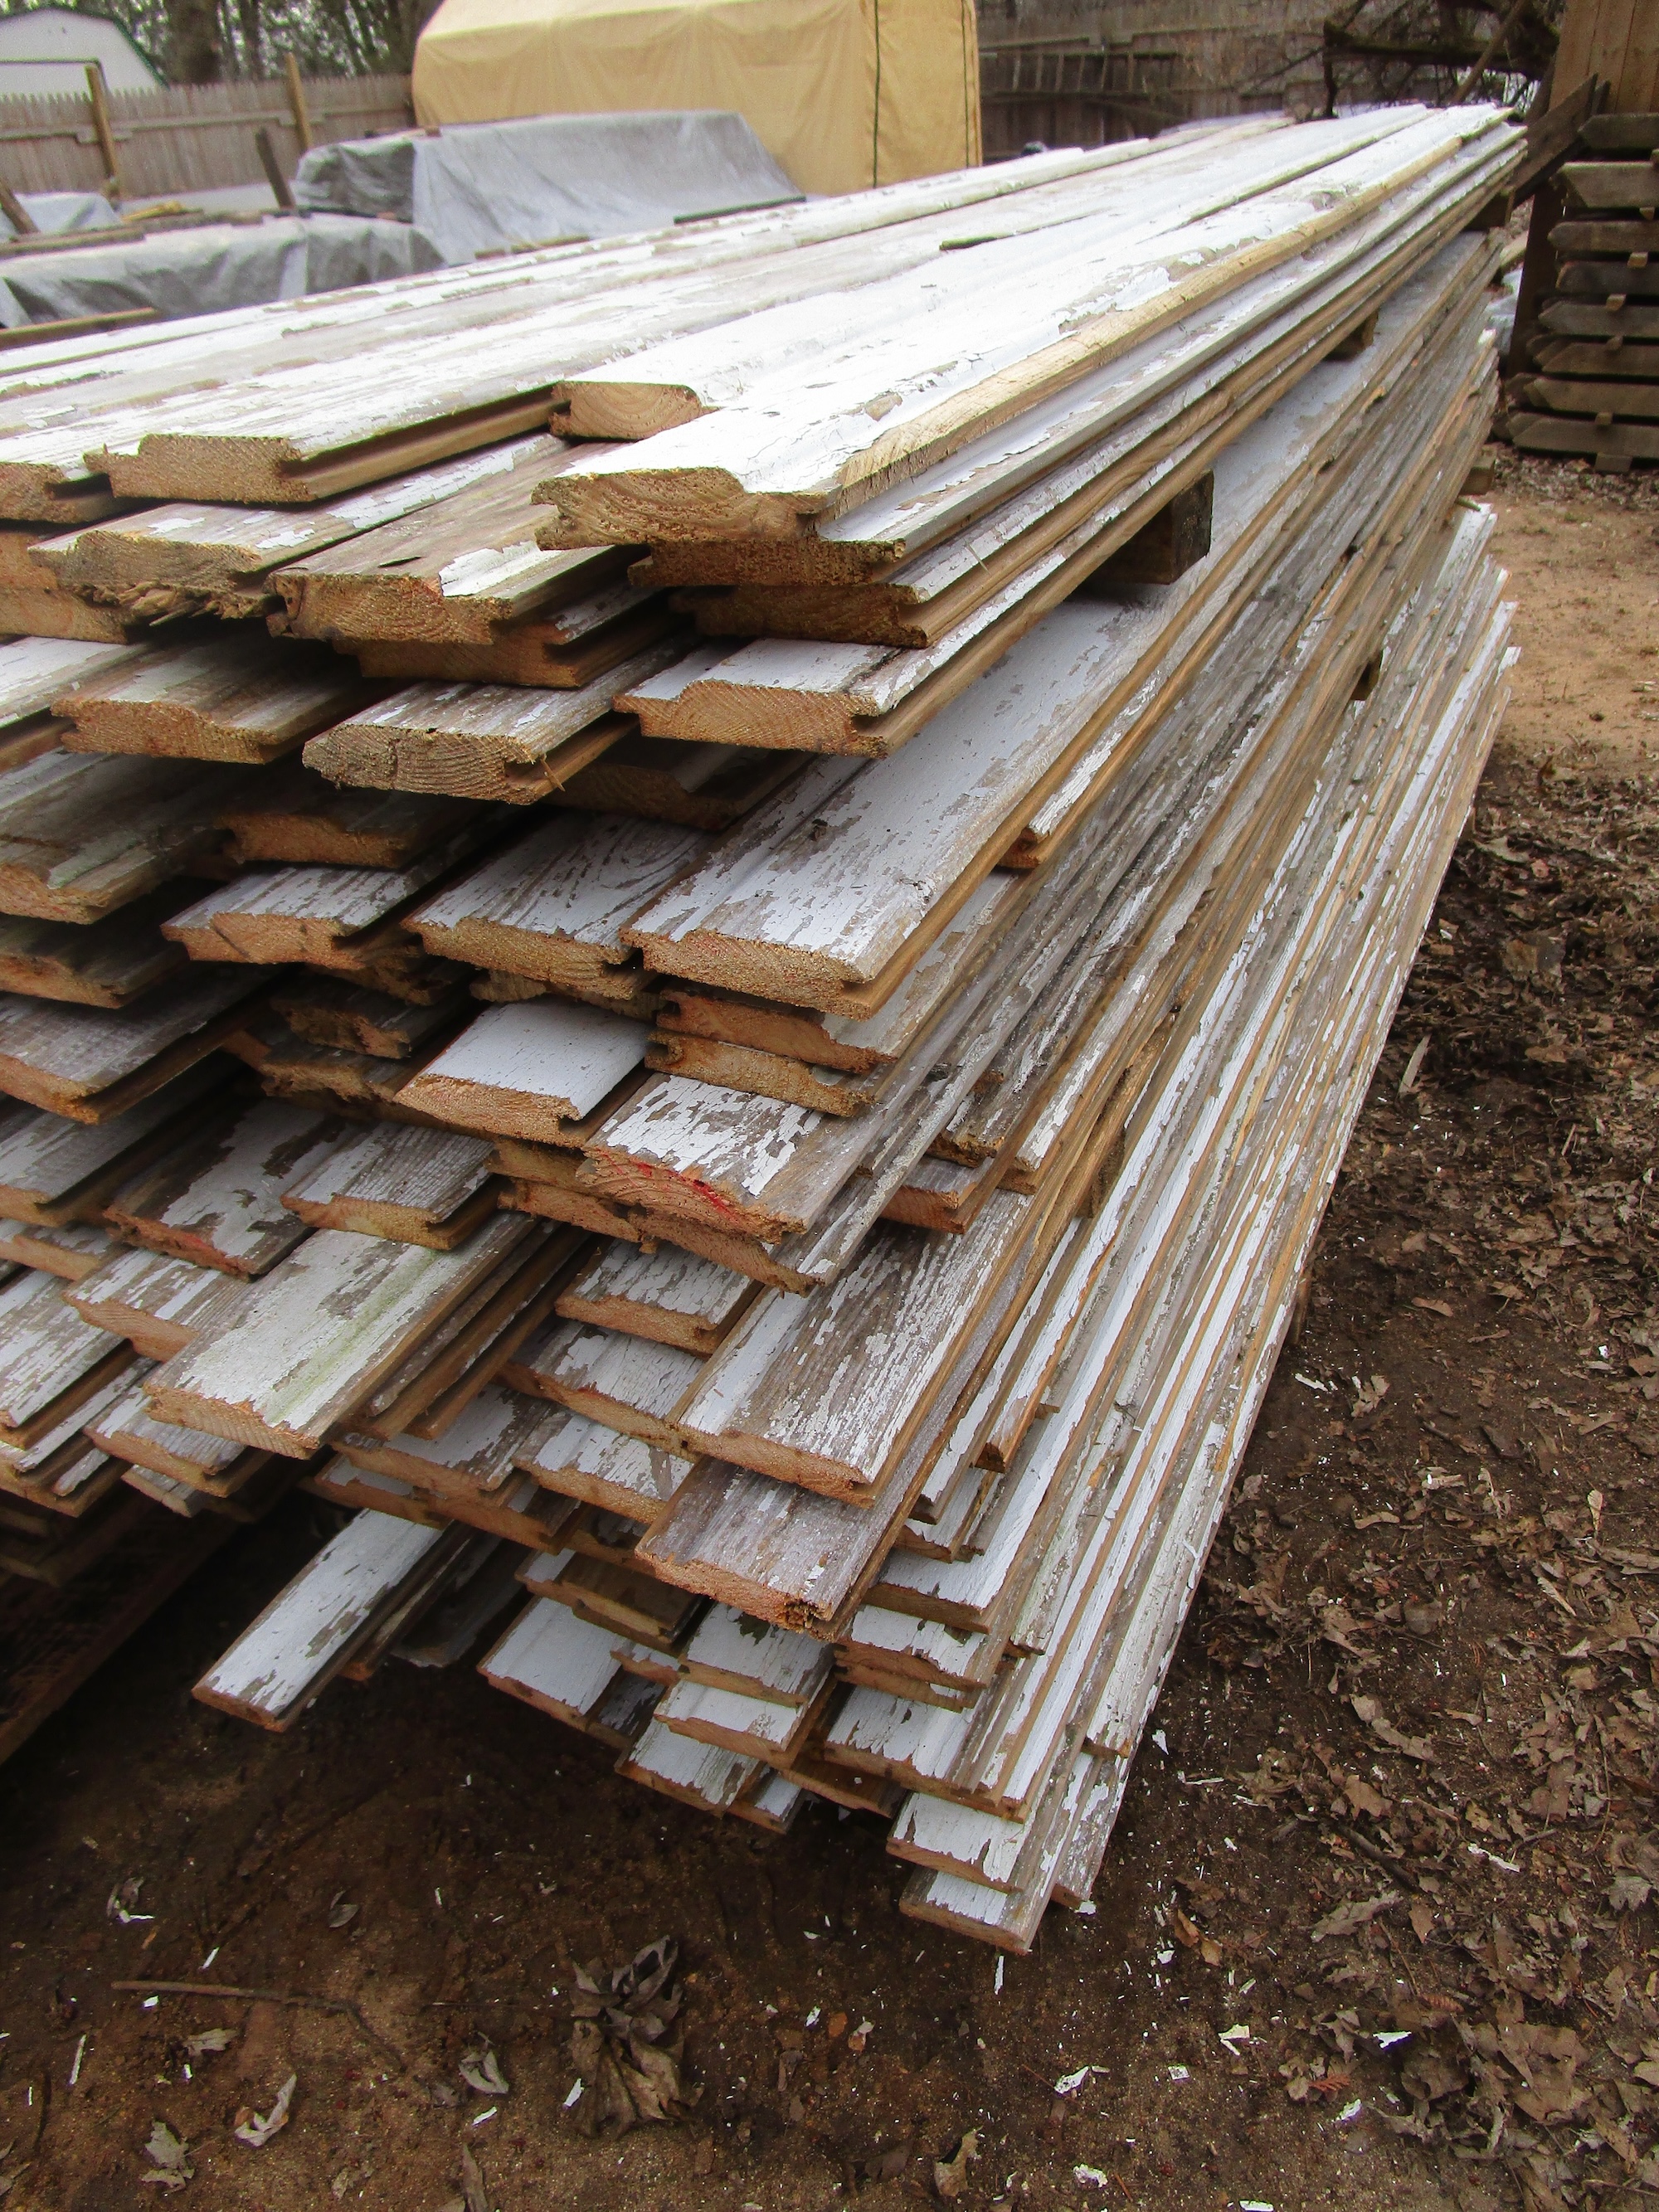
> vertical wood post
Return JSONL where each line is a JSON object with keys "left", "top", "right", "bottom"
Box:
{"left": 285, "top": 55, "right": 315, "bottom": 153}
{"left": 84, "top": 61, "right": 122, "bottom": 202}
{"left": 255, "top": 126, "right": 297, "bottom": 211}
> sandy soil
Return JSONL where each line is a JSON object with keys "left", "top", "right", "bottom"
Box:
{"left": 0, "top": 454, "right": 1657, "bottom": 2212}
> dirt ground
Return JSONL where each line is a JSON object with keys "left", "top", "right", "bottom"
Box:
{"left": 2, "top": 452, "right": 1657, "bottom": 2212}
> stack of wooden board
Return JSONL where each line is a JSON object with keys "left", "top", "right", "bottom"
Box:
{"left": 1509, "top": 110, "right": 1659, "bottom": 469}
{"left": 0, "top": 119, "right": 1522, "bottom": 1949}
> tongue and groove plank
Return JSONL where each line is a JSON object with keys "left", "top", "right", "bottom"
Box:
{"left": 67, "top": 1243, "right": 250, "bottom": 1359}
{"left": 512, "top": 1403, "right": 689, "bottom": 1524}
{"left": 0, "top": 749, "right": 254, "bottom": 926}
{"left": 349, "top": 1224, "right": 581, "bottom": 1439}
{"left": 218, "top": 772, "right": 484, "bottom": 870}
{"left": 560, "top": 121, "right": 1324, "bottom": 446}
{"left": 397, "top": 999, "right": 649, "bottom": 1144}
{"left": 90, "top": 1383, "right": 265, "bottom": 1490}
{"left": 624, "top": 138, "right": 1503, "bottom": 601}
{"left": 618, "top": 249, "right": 1486, "bottom": 1015}
{"left": 161, "top": 821, "right": 504, "bottom": 970}
{"left": 145, "top": 1213, "right": 538, "bottom": 1456}
{"left": 47, "top": 148, "right": 1177, "bottom": 513}
{"left": 303, "top": 654, "right": 681, "bottom": 805}
{"left": 270, "top": 978, "right": 471, "bottom": 1062}
{"left": 279, "top": 1121, "right": 496, "bottom": 1247}
{"left": 0, "top": 1268, "right": 129, "bottom": 1437}
{"left": 549, "top": 735, "right": 801, "bottom": 834}
{"left": 52, "top": 636, "right": 385, "bottom": 765}
{"left": 408, "top": 813, "right": 708, "bottom": 999}
{"left": 0, "top": 892, "right": 193, "bottom": 1009}
{"left": 338, "top": 1378, "right": 559, "bottom": 1496}
{"left": 0, "top": 636, "right": 132, "bottom": 736}
{"left": 613, "top": 159, "right": 1497, "bottom": 632}
{"left": 341, "top": 603, "right": 682, "bottom": 691}
{"left": 504, "top": 1320, "right": 703, "bottom": 1450}
{"left": 105, "top": 1094, "right": 345, "bottom": 1276}
{"left": 53, "top": 440, "right": 556, "bottom": 621}
{"left": 609, "top": 219, "right": 1499, "bottom": 751}
{"left": 0, "top": 1219, "right": 111, "bottom": 1281}
{"left": 553, "top": 1240, "right": 759, "bottom": 1356}
{"left": 538, "top": 109, "right": 1513, "bottom": 544}
{"left": 0, "top": 970, "right": 264, "bottom": 1121}
{"left": 193, "top": 1508, "right": 445, "bottom": 1728}
{"left": 273, "top": 435, "right": 636, "bottom": 646}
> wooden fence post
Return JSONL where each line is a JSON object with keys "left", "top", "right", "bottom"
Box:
{"left": 285, "top": 55, "right": 314, "bottom": 153}
{"left": 84, "top": 61, "right": 122, "bottom": 202}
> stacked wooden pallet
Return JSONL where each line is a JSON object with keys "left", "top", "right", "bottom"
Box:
{"left": 0, "top": 118, "right": 1521, "bottom": 1945}
{"left": 1510, "top": 110, "right": 1659, "bottom": 469}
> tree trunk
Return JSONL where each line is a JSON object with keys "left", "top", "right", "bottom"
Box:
{"left": 170, "top": 0, "right": 224, "bottom": 83}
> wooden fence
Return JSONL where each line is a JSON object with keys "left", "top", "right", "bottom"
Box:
{"left": 979, "top": 38, "right": 1200, "bottom": 158}
{"left": 0, "top": 71, "right": 413, "bottom": 200}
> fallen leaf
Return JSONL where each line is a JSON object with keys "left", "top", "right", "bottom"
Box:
{"left": 1499, "top": 2025, "right": 1587, "bottom": 2126}
{"left": 1400, "top": 2043, "right": 1467, "bottom": 2103}
{"left": 183, "top": 2029, "right": 233, "bottom": 2060}
{"left": 460, "top": 2145, "right": 489, "bottom": 2212}
{"left": 1350, "top": 1695, "right": 1434, "bottom": 1762}
{"left": 140, "top": 2121, "right": 192, "bottom": 2191}
{"left": 1408, "top": 1898, "right": 1435, "bottom": 1944}
{"left": 459, "top": 2045, "right": 509, "bottom": 2098}
{"left": 933, "top": 2129, "right": 980, "bottom": 2200}
{"left": 1413, "top": 1299, "right": 1455, "bottom": 1319}
{"left": 1311, "top": 1892, "right": 1400, "bottom": 1942}
{"left": 1403, "top": 1599, "right": 1445, "bottom": 1638}
{"left": 233, "top": 2073, "right": 296, "bottom": 2149}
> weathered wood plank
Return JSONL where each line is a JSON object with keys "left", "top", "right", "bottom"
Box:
{"left": 0, "top": 1266, "right": 131, "bottom": 1437}
{"left": 106, "top": 1093, "right": 344, "bottom": 1276}
{"left": 145, "top": 1213, "right": 535, "bottom": 1456}
{"left": 194, "top": 1509, "right": 442, "bottom": 1727}
{"left": 512, "top": 1402, "right": 689, "bottom": 1523}
{"left": 409, "top": 813, "right": 708, "bottom": 996}
{"left": 302, "top": 643, "right": 681, "bottom": 803}
{"left": 280, "top": 1121, "right": 495, "bottom": 1247}
{"left": 0, "top": 747, "right": 252, "bottom": 925}
{"left": 54, "top": 634, "right": 385, "bottom": 765}
{"left": 162, "top": 819, "right": 502, "bottom": 970}
{"left": 397, "top": 999, "right": 649, "bottom": 1144}
{"left": 0, "top": 970, "right": 263, "bottom": 1121}
{"left": 503, "top": 1318, "right": 702, "bottom": 1449}
{"left": 554, "top": 1239, "right": 758, "bottom": 1355}
{"left": 219, "top": 766, "right": 484, "bottom": 869}
{"left": 67, "top": 1242, "right": 250, "bottom": 1359}
{"left": 0, "top": 890, "right": 193, "bottom": 1009}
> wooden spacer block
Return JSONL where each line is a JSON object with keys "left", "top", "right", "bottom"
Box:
{"left": 1325, "top": 310, "right": 1380, "bottom": 362}
{"left": 1463, "top": 191, "right": 1512, "bottom": 235}
{"left": 1460, "top": 460, "right": 1496, "bottom": 497}
{"left": 1084, "top": 470, "right": 1214, "bottom": 591}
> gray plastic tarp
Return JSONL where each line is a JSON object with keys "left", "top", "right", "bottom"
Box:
{"left": 293, "top": 109, "right": 800, "bottom": 261}
{"left": 0, "top": 191, "right": 119, "bottom": 240}
{"left": 0, "top": 213, "right": 442, "bottom": 328}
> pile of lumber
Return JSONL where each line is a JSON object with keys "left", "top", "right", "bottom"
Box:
{"left": 0, "top": 116, "right": 1523, "bottom": 1948}
{"left": 1510, "top": 109, "right": 1659, "bottom": 469}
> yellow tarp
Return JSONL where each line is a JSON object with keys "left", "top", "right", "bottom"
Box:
{"left": 412, "top": 0, "right": 982, "bottom": 197}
